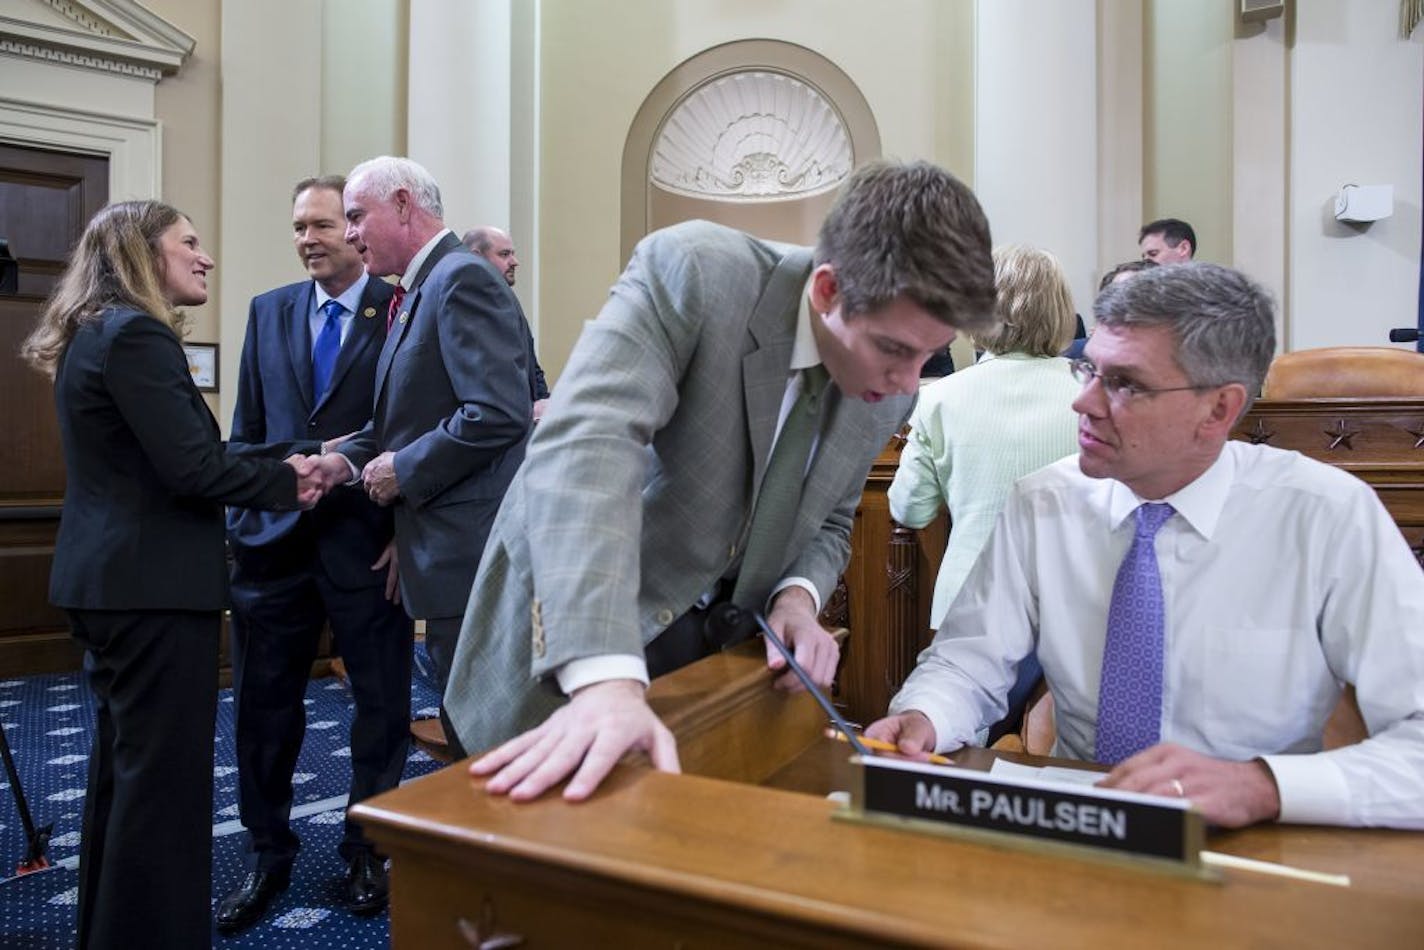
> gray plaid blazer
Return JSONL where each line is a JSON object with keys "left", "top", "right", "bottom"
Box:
{"left": 443, "top": 221, "right": 914, "bottom": 753}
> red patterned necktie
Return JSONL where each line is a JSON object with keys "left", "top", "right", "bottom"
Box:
{"left": 386, "top": 284, "right": 407, "bottom": 332}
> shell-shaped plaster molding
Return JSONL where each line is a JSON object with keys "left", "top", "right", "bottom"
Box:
{"left": 651, "top": 71, "right": 851, "bottom": 201}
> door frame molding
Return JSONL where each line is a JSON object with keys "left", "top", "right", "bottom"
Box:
{"left": 0, "top": 96, "right": 158, "bottom": 200}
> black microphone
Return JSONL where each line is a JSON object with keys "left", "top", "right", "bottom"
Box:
{"left": 1389, "top": 328, "right": 1421, "bottom": 343}
{"left": 740, "top": 610, "right": 873, "bottom": 758}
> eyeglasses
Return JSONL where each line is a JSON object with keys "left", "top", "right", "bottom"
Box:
{"left": 1069, "top": 358, "right": 1212, "bottom": 402}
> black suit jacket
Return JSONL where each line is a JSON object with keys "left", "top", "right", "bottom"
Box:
{"left": 49, "top": 308, "right": 298, "bottom": 611}
{"left": 226, "top": 277, "right": 396, "bottom": 589}
{"left": 340, "top": 233, "right": 535, "bottom": 618}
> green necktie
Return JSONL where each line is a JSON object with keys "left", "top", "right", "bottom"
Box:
{"left": 731, "top": 364, "right": 831, "bottom": 612}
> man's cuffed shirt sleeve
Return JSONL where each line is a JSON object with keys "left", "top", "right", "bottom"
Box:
{"left": 769, "top": 576, "right": 821, "bottom": 614}
{"left": 555, "top": 655, "right": 651, "bottom": 695}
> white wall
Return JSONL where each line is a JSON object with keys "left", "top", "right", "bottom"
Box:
{"left": 218, "top": 0, "right": 324, "bottom": 426}
{"left": 407, "top": 0, "right": 511, "bottom": 233}
{"left": 535, "top": 0, "right": 968, "bottom": 379}
{"left": 974, "top": 0, "right": 1098, "bottom": 319}
{"left": 1289, "top": 0, "right": 1423, "bottom": 350}
{"left": 1145, "top": 0, "right": 1234, "bottom": 266}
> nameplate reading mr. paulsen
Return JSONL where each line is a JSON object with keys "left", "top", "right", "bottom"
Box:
{"left": 848, "top": 757, "right": 1203, "bottom": 868}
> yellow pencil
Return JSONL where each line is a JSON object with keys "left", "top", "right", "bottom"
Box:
{"left": 824, "top": 728, "right": 953, "bottom": 765}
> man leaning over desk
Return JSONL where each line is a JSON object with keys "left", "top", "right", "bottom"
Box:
{"left": 443, "top": 160, "right": 999, "bottom": 801}
{"left": 868, "top": 263, "right": 1424, "bottom": 830}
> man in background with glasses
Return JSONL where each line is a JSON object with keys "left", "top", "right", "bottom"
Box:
{"left": 868, "top": 262, "right": 1424, "bottom": 831}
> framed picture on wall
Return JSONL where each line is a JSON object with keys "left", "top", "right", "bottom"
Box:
{"left": 182, "top": 342, "right": 219, "bottom": 392}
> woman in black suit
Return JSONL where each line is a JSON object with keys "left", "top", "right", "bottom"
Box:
{"left": 21, "top": 201, "right": 323, "bottom": 950}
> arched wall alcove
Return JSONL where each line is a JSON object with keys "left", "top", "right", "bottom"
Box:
{"left": 621, "top": 39, "right": 880, "bottom": 263}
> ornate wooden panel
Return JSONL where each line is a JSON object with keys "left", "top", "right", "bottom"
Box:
{"left": 825, "top": 434, "right": 946, "bottom": 727}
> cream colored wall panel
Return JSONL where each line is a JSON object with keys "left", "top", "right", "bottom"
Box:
{"left": 322, "top": 0, "right": 405, "bottom": 175}
{"left": 974, "top": 0, "right": 1098, "bottom": 321}
{"left": 1289, "top": 0, "right": 1422, "bottom": 351}
{"left": 218, "top": 0, "right": 324, "bottom": 427}
{"left": 1145, "top": 0, "right": 1233, "bottom": 264}
{"left": 1231, "top": 15, "right": 1287, "bottom": 349}
{"left": 145, "top": 0, "right": 220, "bottom": 382}
{"left": 0, "top": 53, "right": 153, "bottom": 116}
{"left": 536, "top": 0, "right": 950, "bottom": 380}
{"left": 407, "top": 0, "right": 509, "bottom": 235}
{"left": 1096, "top": 0, "right": 1145, "bottom": 284}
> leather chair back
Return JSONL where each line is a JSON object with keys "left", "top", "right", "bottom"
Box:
{"left": 1263, "top": 346, "right": 1424, "bottom": 398}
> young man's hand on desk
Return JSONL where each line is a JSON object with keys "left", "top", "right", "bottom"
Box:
{"left": 469, "top": 679, "right": 681, "bottom": 802}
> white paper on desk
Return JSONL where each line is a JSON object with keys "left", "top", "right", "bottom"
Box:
{"left": 990, "top": 759, "right": 1102, "bottom": 788}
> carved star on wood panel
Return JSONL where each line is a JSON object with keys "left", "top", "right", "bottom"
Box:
{"left": 1323, "top": 419, "right": 1359, "bottom": 450}
{"left": 1246, "top": 419, "right": 1275, "bottom": 445}
{"left": 1407, "top": 423, "right": 1424, "bottom": 450}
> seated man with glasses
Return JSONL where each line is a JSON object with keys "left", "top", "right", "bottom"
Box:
{"left": 867, "top": 262, "right": 1424, "bottom": 830}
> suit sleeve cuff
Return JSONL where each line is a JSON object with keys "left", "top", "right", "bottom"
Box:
{"left": 334, "top": 454, "right": 360, "bottom": 485}
{"left": 1259, "top": 752, "right": 1351, "bottom": 825}
{"left": 555, "top": 655, "right": 651, "bottom": 695}
{"left": 769, "top": 577, "right": 821, "bottom": 614}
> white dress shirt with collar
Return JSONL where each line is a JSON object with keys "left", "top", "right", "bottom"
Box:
{"left": 310, "top": 271, "right": 369, "bottom": 350}
{"left": 890, "top": 440, "right": 1424, "bottom": 829}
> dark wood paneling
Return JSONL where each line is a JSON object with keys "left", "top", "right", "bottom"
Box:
{"left": 0, "top": 295, "right": 66, "bottom": 499}
{"left": 0, "top": 142, "right": 108, "bottom": 298}
{"left": 829, "top": 435, "right": 947, "bottom": 727}
{"left": 0, "top": 145, "right": 107, "bottom": 675}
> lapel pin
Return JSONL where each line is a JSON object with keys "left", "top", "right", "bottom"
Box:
{"left": 363, "top": 306, "right": 376, "bottom": 318}
{"left": 398, "top": 311, "right": 410, "bottom": 324}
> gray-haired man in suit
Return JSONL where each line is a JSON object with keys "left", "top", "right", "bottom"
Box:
{"left": 443, "top": 160, "right": 999, "bottom": 801}
{"left": 308, "top": 157, "right": 536, "bottom": 700}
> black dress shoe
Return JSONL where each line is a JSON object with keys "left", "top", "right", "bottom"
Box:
{"left": 342, "top": 852, "right": 389, "bottom": 916}
{"left": 215, "top": 870, "right": 290, "bottom": 933}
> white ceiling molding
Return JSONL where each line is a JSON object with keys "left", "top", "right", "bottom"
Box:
{"left": 651, "top": 70, "right": 851, "bottom": 202}
{"left": 0, "top": 0, "right": 193, "bottom": 79}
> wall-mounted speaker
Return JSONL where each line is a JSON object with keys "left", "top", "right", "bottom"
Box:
{"left": 1240, "top": 0, "right": 1286, "bottom": 23}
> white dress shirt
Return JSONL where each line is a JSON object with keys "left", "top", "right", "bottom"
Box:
{"left": 890, "top": 440, "right": 1424, "bottom": 828}
{"left": 310, "top": 271, "right": 369, "bottom": 351}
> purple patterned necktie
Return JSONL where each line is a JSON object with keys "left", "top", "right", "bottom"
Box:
{"left": 1095, "top": 502, "right": 1175, "bottom": 764}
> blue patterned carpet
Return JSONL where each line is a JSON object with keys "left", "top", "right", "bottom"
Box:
{"left": 0, "top": 657, "right": 447, "bottom": 948}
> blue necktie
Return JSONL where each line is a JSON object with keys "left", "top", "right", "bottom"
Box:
{"left": 312, "top": 299, "right": 343, "bottom": 401}
{"left": 1094, "top": 502, "right": 1175, "bottom": 764}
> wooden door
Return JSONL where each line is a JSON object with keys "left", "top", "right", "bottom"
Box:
{"left": 0, "top": 143, "right": 108, "bottom": 675}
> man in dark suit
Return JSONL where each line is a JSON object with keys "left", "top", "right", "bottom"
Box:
{"left": 310, "top": 156, "right": 534, "bottom": 710}
{"left": 217, "top": 176, "right": 414, "bottom": 932}
{"left": 461, "top": 225, "right": 550, "bottom": 422}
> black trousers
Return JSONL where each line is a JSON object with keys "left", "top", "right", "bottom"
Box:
{"left": 229, "top": 556, "right": 413, "bottom": 874}
{"left": 68, "top": 608, "right": 218, "bottom": 950}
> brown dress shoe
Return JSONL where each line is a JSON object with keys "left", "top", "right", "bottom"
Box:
{"left": 410, "top": 717, "right": 454, "bottom": 762}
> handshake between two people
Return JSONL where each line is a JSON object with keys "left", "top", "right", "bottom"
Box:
{"left": 283, "top": 435, "right": 403, "bottom": 510}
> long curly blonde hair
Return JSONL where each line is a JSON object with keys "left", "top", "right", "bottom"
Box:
{"left": 21, "top": 200, "right": 189, "bottom": 378}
